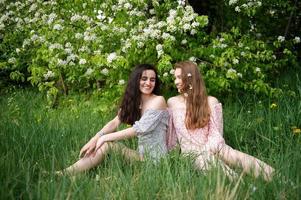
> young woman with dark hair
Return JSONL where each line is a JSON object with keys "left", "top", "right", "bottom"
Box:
{"left": 57, "top": 64, "right": 168, "bottom": 175}
{"left": 167, "top": 61, "right": 274, "bottom": 181}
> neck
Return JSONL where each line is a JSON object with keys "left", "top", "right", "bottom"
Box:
{"left": 141, "top": 93, "right": 153, "bottom": 102}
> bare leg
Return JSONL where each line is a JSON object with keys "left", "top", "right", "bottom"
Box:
{"left": 57, "top": 142, "right": 141, "bottom": 176}
{"left": 218, "top": 145, "right": 274, "bottom": 181}
{"left": 194, "top": 153, "right": 238, "bottom": 181}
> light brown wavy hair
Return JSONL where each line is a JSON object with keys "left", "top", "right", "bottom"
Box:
{"left": 174, "top": 61, "right": 210, "bottom": 129}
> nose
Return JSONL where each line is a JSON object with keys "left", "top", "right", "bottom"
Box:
{"left": 145, "top": 79, "right": 151, "bottom": 85}
{"left": 174, "top": 78, "right": 179, "bottom": 85}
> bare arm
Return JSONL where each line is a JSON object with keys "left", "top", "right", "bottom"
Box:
{"left": 80, "top": 115, "right": 121, "bottom": 157}
{"left": 93, "top": 115, "right": 121, "bottom": 138}
{"left": 95, "top": 127, "right": 137, "bottom": 151}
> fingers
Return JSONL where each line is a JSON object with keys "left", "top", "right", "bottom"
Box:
{"left": 84, "top": 146, "right": 95, "bottom": 157}
{"left": 79, "top": 149, "right": 86, "bottom": 158}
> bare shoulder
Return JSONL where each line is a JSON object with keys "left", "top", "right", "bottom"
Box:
{"left": 148, "top": 95, "right": 167, "bottom": 110}
{"left": 167, "top": 95, "right": 182, "bottom": 108}
{"left": 208, "top": 96, "right": 220, "bottom": 107}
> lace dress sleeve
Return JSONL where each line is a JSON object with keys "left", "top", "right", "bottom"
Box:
{"left": 206, "top": 103, "right": 225, "bottom": 153}
{"left": 132, "top": 109, "right": 168, "bottom": 135}
{"left": 166, "top": 108, "right": 178, "bottom": 151}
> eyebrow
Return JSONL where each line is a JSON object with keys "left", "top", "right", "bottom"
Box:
{"left": 141, "top": 76, "right": 156, "bottom": 79}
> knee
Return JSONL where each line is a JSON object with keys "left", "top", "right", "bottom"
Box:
{"left": 96, "top": 141, "right": 114, "bottom": 153}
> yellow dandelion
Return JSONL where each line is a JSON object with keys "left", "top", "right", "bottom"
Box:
{"left": 292, "top": 127, "right": 301, "bottom": 135}
{"left": 270, "top": 103, "right": 277, "bottom": 109}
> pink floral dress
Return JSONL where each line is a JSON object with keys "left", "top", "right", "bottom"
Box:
{"left": 167, "top": 103, "right": 237, "bottom": 177}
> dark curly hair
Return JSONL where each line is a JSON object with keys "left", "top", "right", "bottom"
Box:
{"left": 118, "top": 64, "right": 161, "bottom": 125}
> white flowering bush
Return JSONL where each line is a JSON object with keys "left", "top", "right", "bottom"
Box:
{"left": 0, "top": 0, "right": 299, "bottom": 105}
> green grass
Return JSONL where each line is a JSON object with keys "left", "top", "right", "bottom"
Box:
{"left": 0, "top": 86, "right": 300, "bottom": 199}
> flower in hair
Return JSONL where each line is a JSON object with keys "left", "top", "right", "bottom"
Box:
{"left": 189, "top": 84, "right": 193, "bottom": 90}
{"left": 184, "top": 93, "right": 188, "bottom": 97}
{"left": 187, "top": 73, "right": 192, "bottom": 77}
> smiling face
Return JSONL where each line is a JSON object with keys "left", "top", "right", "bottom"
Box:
{"left": 174, "top": 68, "right": 183, "bottom": 93}
{"left": 139, "top": 70, "right": 156, "bottom": 95}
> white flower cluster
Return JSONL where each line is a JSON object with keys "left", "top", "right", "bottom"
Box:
{"left": 229, "top": 0, "right": 262, "bottom": 13}
{"left": 85, "top": 68, "right": 94, "bottom": 76}
{"left": 277, "top": 36, "right": 285, "bottom": 42}
{"left": 57, "top": 59, "right": 67, "bottom": 66}
{"left": 47, "top": 13, "right": 57, "bottom": 24}
{"left": 49, "top": 43, "right": 63, "bottom": 51}
{"left": 212, "top": 37, "right": 228, "bottom": 49}
{"left": 101, "top": 68, "right": 109, "bottom": 75}
{"left": 8, "top": 57, "right": 16, "bottom": 64}
{"left": 53, "top": 24, "right": 63, "bottom": 31}
{"left": 43, "top": 70, "right": 55, "bottom": 80}
{"left": 79, "top": 58, "right": 87, "bottom": 65}
{"left": 83, "top": 29, "right": 96, "bottom": 41}
{"left": 71, "top": 14, "right": 82, "bottom": 22}
{"left": 121, "top": 5, "right": 205, "bottom": 53}
{"left": 156, "top": 44, "right": 164, "bottom": 58}
{"left": 118, "top": 79, "right": 125, "bottom": 85}
{"left": 107, "top": 52, "right": 117, "bottom": 63}
{"left": 293, "top": 36, "right": 300, "bottom": 44}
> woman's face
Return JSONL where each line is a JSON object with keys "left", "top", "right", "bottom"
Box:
{"left": 174, "top": 68, "right": 183, "bottom": 93}
{"left": 139, "top": 70, "right": 156, "bottom": 95}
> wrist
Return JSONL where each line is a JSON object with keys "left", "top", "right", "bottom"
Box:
{"left": 98, "top": 131, "right": 105, "bottom": 137}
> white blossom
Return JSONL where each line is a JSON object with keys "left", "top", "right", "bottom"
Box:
{"left": 149, "top": 9, "right": 155, "bottom": 15}
{"left": 8, "top": 57, "right": 16, "bottom": 64}
{"left": 124, "top": 3, "right": 132, "bottom": 9}
{"left": 71, "top": 14, "right": 81, "bottom": 22}
{"left": 44, "top": 70, "right": 55, "bottom": 80}
{"left": 85, "top": 68, "right": 94, "bottom": 76}
{"left": 79, "top": 58, "right": 87, "bottom": 65}
{"left": 67, "top": 54, "right": 77, "bottom": 62}
{"left": 229, "top": 0, "right": 238, "bottom": 5}
{"left": 65, "top": 42, "right": 72, "bottom": 48}
{"left": 163, "top": 72, "right": 168, "bottom": 77}
{"left": 47, "top": 13, "right": 57, "bottom": 24}
{"left": 156, "top": 44, "right": 163, "bottom": 51}
{"left": 293, "top": 36, "right": 300, "bottom": 43}
{"left": 53, "top": 24, "right": 63, "bottom": 30}
{"left": 162, "top": 32, "right": 171, "bottom": 39}
{"left": 49, "top": 43, "right": 63, "bottom": 51}
{"left": 191, "top": 22, "right": 199, "bottom": 28}
{"left": 137, "top": 42, "right": 144, "bottom": 48}
{"left": 190, "top": 29, "right": 197, "bottom": 35}
{"left": 75, "top": 33, "right": 83, "bottom": 39}
{"left": 183, "top": 23, "right": 191, "bottom": 31}
{"left": 277, "top": 36, "right": 285, "bottom": 42}
{"left": 57, "top": 59, "right": 67, "bottom": 66}
{"left": 232, "top": 58, "right": 239, "bottom": 64}
{"left": 118, "top": 79, "right": 125, "bottom": 85}
{"left": 226, "top": 68, "right": 237, "bottom": 79}
{"left": 170, "top": 69, "right": 175, "bottom": 75}
{"left": 0, "top": 23, "right": 5, "bottom": 30}
{"left": 178, "top": 0, "right": 185, "bottom": 6}
{"left": 255, "top": 67, "right": 261, "bottom": 72}
{"left": 107, "top": 52, "right": 117, "bottom": 63}
{"left": 31, "top": 34, "right": 39, "bottom": 42}
{"left": 189, "top": 57, "right": 196, "bottom": 62}
{"left": 29, "top": 4, "right": 37, "bottom": 12}
{"left": 101, "top": 68, "right": 109, "bottom": 75}
{"left": 181, "top": 39, "right": 187, "bottom": 45}
{"left": 269, "top": 10, "right": 275, "bottom": 16}
{"left": 235, "top": 6, "right": 241, "bottom": 12}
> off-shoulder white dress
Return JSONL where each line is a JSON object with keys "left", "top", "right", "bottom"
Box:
{"left": 133, "top": 109, "right": 169, "bottom": 162}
